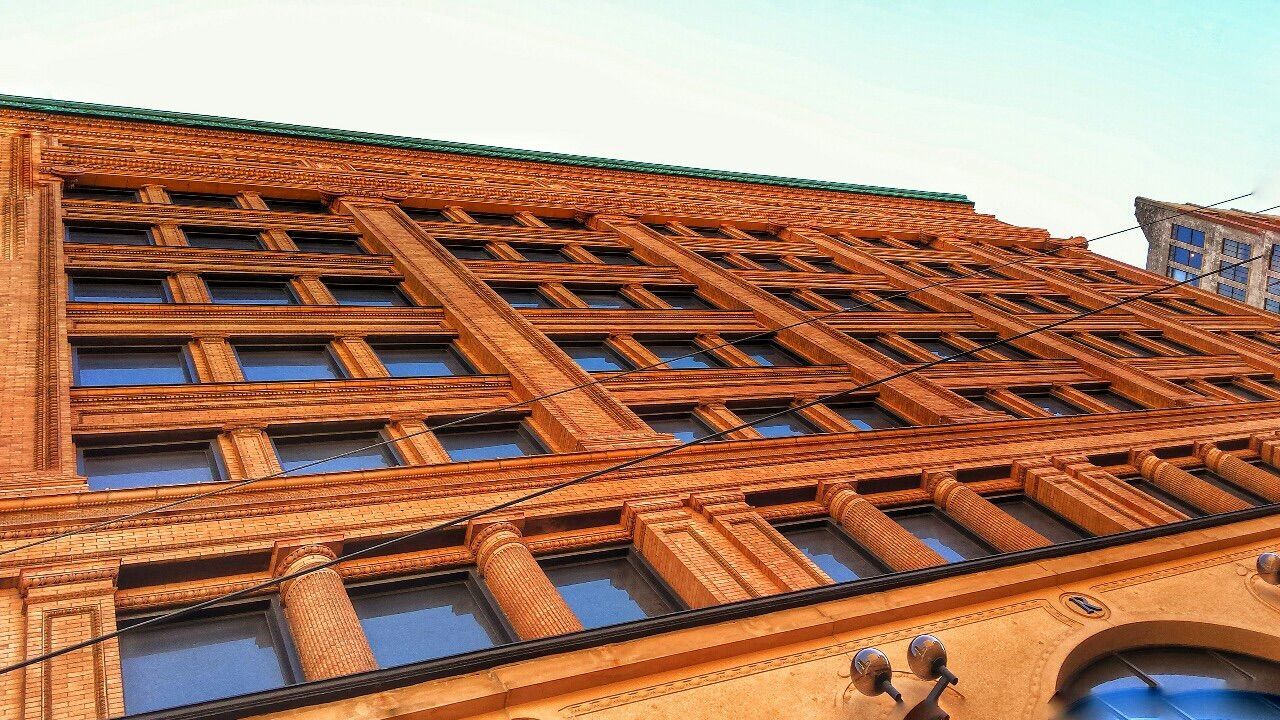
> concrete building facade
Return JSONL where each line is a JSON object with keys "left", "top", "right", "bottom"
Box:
{"left": 0, "top": 96, "right": 1278, "bottom": 720}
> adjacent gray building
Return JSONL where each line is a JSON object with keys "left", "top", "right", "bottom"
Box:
{"left": 1137, "top": 196, "right": 1280, "bottom": 313}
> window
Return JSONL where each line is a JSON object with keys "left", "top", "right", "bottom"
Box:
{"left": 1001, "top": 294, "right": 1053, "bottom": 313}
{"left": 893, "top": 509, "right": 993, "bottom": 562}
{"left": 290, "top": 232, "right": 364, "bottom": 254}
{"left": 468, "top": 211, "right": 520, "bottom": 226}
{"left": 272, "top": 429, "right": 401, "bottom": 474}
{"left": 264, "top": 197, "right": 328, "bottom": 214}
{"left": 542, "top": 551, "right": 679, "bottom": 629}
{"left": 1168, "top": 246, "right": 1203, "bottom": 269}
{"left": 373, "top": 343, "right": 473, "bottom": 377}
{"left": 924, "top": 263, "right": 962, "bottom": 278}
{"left": 1213, "top": 380, "right": 1269, "bottom": 402}
{"left": 434, "top": 422, "right": 546, "bottom": 462}
{"left": 778, "top": 521, "right": 886, "bottom": 582}
{"left": 1217, "top": 283, "right": 1246, "bottom": 301}
{"left": 183, "top": 227, "right": 264, "bottom": 250}
{"left": 1047, "top": 295, "right": 1091, "bottom": 313}
{"left": 909, "top": 336, "right": 965, "bottom": 361}
{"left": 1167, "top": 267, "right": 1199, "bottom": 285}
{"left": 74, "top": 346, "right": 193, "bottom": 386}
{"left": 1170, "top": 224, "right": 1205, "bottom": 247}
{"left": 1058, "top": 646, "right": 1280, "bottom": 720}
{"left": 560, "top": 342, "right": 633, "bottom": 372}
{"left": 575, "top": 289, "right": 636, "bottom": 309}
{"left": 873, "top": 292, "right": 931, "bottom": 312}
{"left": 732, "top": 406, "right": 817, "bottom": 438}
{"left": 235, "top": 345, "right": 344, "bottom": 382}
{"left": 495, "top": 286, "right": 555, "bottom": 308}
{"left": 403, "top": 207, "right": 451, "bottom": 222}
{"left": 805, "top": 259, "right": 847, "bottom": 274}
{"left": 818, "top": 293, "right": 865, "bottom": 311}
{"left": 1097, "top": 334, "right": 1158, "bottom": 358}
{"left": 742, "top": 229, "right": 776, "bottom": 241}
{"left": 832, "top": 402, "right": 908, "bottom": 430}
{"left": 858, "top": 336, "right": 918, "bottom": 364}
{"left": 750, "top": 256, "right": 792, "bottom": 272}
{"left": 207, "top": 279, "right": 298, "bottom": 305}
{"left": 594, "top": 249, "right": 643, "bottom": 266}
{"left": 966, "top": 335, "right": 1036, "bottom": 360}
{"left": 351, "top": 574, "right": 511, "bottom": 669}
{"left": 442, "top": 241, "right": 494, "bottom": 260}
{"left": 965, "top": 392, "right": 1018, "bottom": 417}
{"left": 65, "top": 223, "right": 153, "bottom": 245}
{"left": 1016, "top": 391, "right": 1085, "bottom": 416}
{"left": 327, "top": 282, "right": 412, "bottom": 307}
{"left": 168, "top": 191, "right": 239, "bottom": 208}
{"left": 1188, "top": 468, "right": 1269, "bottom": 506}
{"left": 701, "top": 253, "right": 738, "bottom": 269}
{"left": 649, "top": 288, "right": 715, "bottom": 310}
{"left": 647, "top": 341, "right": 723, "bottom": 370}
{"left": 537, "top": 216, "right": 583, "bottom": 230}
{"left": 79, "top": 441, "right": 222, "bottom": 490}
{"left": 64, "top": 185, "right": 137, "bottom": 202}
{"left": 1272, "top": 245, "right": 1280, "bottom": 270}
{"left": 1084, "top": 388, "right": 1146, "bottom": 412}
{"left": 1129, "top": 478, "right": 1204, "bottom": 517}
{"left": 645, "top": 222, "right": 679, "bottom": 236}
{"left": 515, "top": 246, "right": 573, "bottom": 263}
{"left": 68, "top": 276, "right": 168, "bottom": 303}
{"left": 1222, "top": 237, "right": 1252, "bottom": 259}
{"left": 119, "top": 605, "right": 296, "bottom": 714}
{"left": 992, "top": 497, "right": 1089, "bottom": 543}
{"left": 1268, "top": 299, "right": 1280, "bottom": 314}
{"left": 737, "top": 340, "right": 805, "bottom": 367}
{"left": 771, "top": 290, "right": 817, "bottom": 310}
{"left": 640, "top": 411, "right": 713, "bottom": 443}
{"left": 691, "top": 226, "right": 733, "bottom": 239}
{"left": 1219, "top": 260, "right": 1250, "bottom": 284}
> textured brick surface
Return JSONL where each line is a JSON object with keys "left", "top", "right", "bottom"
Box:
{"left": 274, "top": 543, "right": 378, "bottom": 681}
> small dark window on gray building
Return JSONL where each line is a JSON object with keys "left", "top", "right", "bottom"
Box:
{"left": 326, "top": 282, "right": 413, "bottom": 307}
{"left": 351, "top": 574, "right": 511, "bottom": 668}
{"left": 561, "top": 342, "right": 633, "bottom": 372}
{"left": 272, "top": 430, "right": 401, "bottom": 475}
{"left": 893, "top": 509, "right": 994, "bottom": 562}
{"left": 778, "top": 521, "right": 887, "bottom": 582}
{"left": 207, "top": 280, "right": 298, "bottom": 305}
{"left": 183, "top": 228, "right": 264, "bottom": 251}
{"left": 434, "top": 422, "right": 547, "bottom": 463}
{"left": 541, "top": 551, "right": 680, "bottom": 629}
{"left": 372, "top": 343, "right": 474, "bottom": 377}
{"left": 290, "top": 232, "right": 364, "bottom": 254}
{"left": 74, "top": 346, "right": 193, "bottom": 387}
{"left": 168, "top": 192, "right": 239, "bottom": 208}
{"left": 65, "top": 223, "right": 153, "bottom": 245}
{"left": 69, "top": 276, "right": 168, "bottom": 303}
{"left": 79, "top": 441, "right": 223, "bottom": 491}
{"left": 235, "top": 345, "right": 345, "bottom": 382}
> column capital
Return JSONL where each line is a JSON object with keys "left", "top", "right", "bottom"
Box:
{"left": 622, "top": 496, "right": 688, "bottom": 533}
{"left": 270, "top": 536, "right": 344, "bottom": 578}
{"left": 687, "top": 490, "right": 749, "bottom": 516}
{"left": 19, "top": 559, "right": 120, "bottom": 600}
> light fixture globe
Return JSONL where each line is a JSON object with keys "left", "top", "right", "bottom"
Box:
{"left": 907, "top": 634, "right": 949, "bottom": 680}
{"left": 851, "top": 647, "right": 902, "bottom": 701}
{"left": 1259, "top": 552, "right": 1280, "bottom": 586}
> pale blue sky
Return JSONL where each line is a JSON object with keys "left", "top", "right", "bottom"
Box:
{"left": 2, "top": 1, "right": 1276, "bottom": 264}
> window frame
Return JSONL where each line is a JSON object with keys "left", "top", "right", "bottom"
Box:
{"left": 324, "top": 281, "right": 415, "bottom": 307}
{"left": 167, "top": 191, "right": 241, "bottom": 209}
{"left": 289, "top": 232, "right": 366, "bottom": 255}
{"left": 206, "top": 278, "right": 301, "bottom": 306}
{"left": 773, "top": 517, "right": 891, "bottom": 580}
{"left": 64, "top": 222, "right": 155, "bottom": 246}
{"left": 77, "top": 436, "right": 227, "bottom": 491}
{"left": 270, "top": 427, "right": 405, "bottom": 475}
{"left": 233, "top": 343, "right": 348, "bottom": 383}
{"left": 72, "top": 343, "right": 197, "bottom": 387}
{"left": 538, "top": 545, "right": 685, "bottom": 625}
{"left": 432, "top": 419, "right": 549, "bottom": 463}
{"left": 68, "top": 275, "right": 171, "bottom": 304}
{"left": 370, "top": 341, "right": 476, "bottom": 378}
{"left": 182, "top": 227, "right": 266, "bottom": 251}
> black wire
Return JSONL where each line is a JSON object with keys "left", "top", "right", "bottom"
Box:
{"left": 0, "top": 193, "right": 1253, "bottom": 561}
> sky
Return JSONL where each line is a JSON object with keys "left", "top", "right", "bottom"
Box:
{"left": 2, "top": 0, "right": 1277, "bottom": 265}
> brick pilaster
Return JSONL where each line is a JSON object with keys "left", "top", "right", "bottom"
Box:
{"left": 221, "top": 425, "right": 283, "bottom": 480}
{"left": 466, "top": 517, "right": 583, "bottom": 639}
{"left": 925, "top": 472, "right": 1050, "bottom": 552}
{"left": 689, "top": 491, "right": 829, "bottom": 589}
{"left": 1194, "top": 441, "right": 1280, "bottom": 502}
{"left": 271, "top": 539, "right": 378, "bottom": 679}
{"left": 1017, "top": 457, "right": 1183, "bottom": 536}
{"left": 20, "top": 561, "right": 125, "bottom": 720}
{"left": 1131, "top": 449, "right": 1252, "bottom": 514}
{"left": 820, "top": 483, "right": 945, "bottom": 570}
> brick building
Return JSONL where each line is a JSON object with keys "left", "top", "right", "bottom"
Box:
{"left": 1137, "top": 196, "right": 1280, "bottom": 313}
{"left": 1, "top": 96, "right": 1279, "bottom": 720}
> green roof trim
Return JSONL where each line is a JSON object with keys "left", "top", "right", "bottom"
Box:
{"left": 0, "top": 94, "right": 971, "bottom": 204}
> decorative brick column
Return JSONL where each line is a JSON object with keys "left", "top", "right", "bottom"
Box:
{"left": 1194, "top": 441, "right": 1280, "bottom": 502}
{"left": 1131, "top": 449, "right": 1251, "bottom": 514}
{"left": 1018, "top": 457, "right": 1183, "bottom": 536}
{"left": 820, "top": 483, "right": 945, "bottom": 571}
{"left": 925, "top": 472, "right": 1050, "bottom": 552}
{"left": 466, "top": 516, "right": 583, "bottom": 639}
{"left": 271, "top": 539, "right": 377, "bottom": 680}
{"left": 689, "top": 491, "right": 829, "bottom": 589}
{"left": 20, "top": 561, "right": 125, "bottom": 720}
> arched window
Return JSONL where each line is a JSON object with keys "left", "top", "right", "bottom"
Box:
{"left": 1059, "top": 646, "right": 1280, "bottom": 718}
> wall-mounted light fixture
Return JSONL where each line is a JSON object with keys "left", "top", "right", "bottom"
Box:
{"left": 850, "top": 647, "right": 903, "bottom": 702}
{"left": 847, "top": 634, "right": 960, "bottom": 719}
{"left": 1259, "top": 551, "right": 1280, "bottom": 586}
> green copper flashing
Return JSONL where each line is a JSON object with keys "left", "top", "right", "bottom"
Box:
{"left": 0, "top": 94, "right": 970, "bottom": 204}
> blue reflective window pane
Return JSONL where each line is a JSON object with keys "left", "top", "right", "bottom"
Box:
{"left": 1171, "top": 224, "right": 1206, "bottom": 247}
{"left": 207, "top": 281, "right": 297, "bottom": 305}
{"left": 648, "top": 342, "right": 721, "bottom": 369}
{"left": 120, "top": 610, "right": 292, "bottom": 714}
{"left": 273, "top": 432, "right": 399, "bottom": 474}
{"left": 577, "top": 290, "right": 636, "bottom": 309}
{"left": 737, "top": 341, "right": 803, "bottom": 367}
{"left": 236, "top": 346, "right": 343, "bottom": 382}
{"left": 732, "top": 408, "right": 815, "bottom": 438}
{"left": 894, "top": 511, "right": 992, "bottom": 562}
{"left": 353, "top": 580, "right": 505, "bottom": 668}
{"left": 69, "top": 277, "right": 168, "bottom": 303}
{"left": 643, "top": 414, "right": 712, "bottom": 443}
{"left": 497, "top": 287, "right": 554, "bottom": 308}
{"left": 75, "top": 347, "right": 191, "bottom": 386}
{"left": 436, "top": 425, "right": 545, "bottom": 462}
{"left": 1217, "top": 282, "right": 1247, "bottom": 301}
{"left": 291, "top": 233, "right": 364, "bottom": 254}
{"left": 833, "top": 403, "right": 908, "bottom": 431}
{"left": 561, "top": 343, "right": 631, "bottom": 372}
{"left": 81, "top": 444, "right": 220, "bottom": 491}
{"left": 374, "top": 344, "right": 472, "bottom": 377}
{"left": 328, "top": 283, "right": 411, "bottom": 307}
{"left": 782, "top": 525, "right": 884, "bottom": 582}
{"left": 1169, "top": 246, "right": 1203, "bottom": 269}
{"left": 184, "top": 229, "right": 263, "bottom": 250}
{"left": 543, "top": 557, "right": 676, "bottom": 629}
{"left": 65, "top": 224, "right": 153, "bottom": 245}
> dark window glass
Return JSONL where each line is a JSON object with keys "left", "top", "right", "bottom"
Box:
{"left": 68, "top": 276, "right": 168, "bottom": 303}
{"left": 576, "top": 290, "right": 636, "bottom": 309}
{"left": 264, "top": 198, "right": 328, "bottom": 214}
{"left": 1171, "top": 224, "right": 1206, "bottom": 247}
{"left": 435, "top": 423, "right": 546, "bottom": 462}
{"left": 537, "top": 216, "right": 583, "bottom": 230}
{"left": 352, "top": 577, "right": 508, "bottom": 668}
{"left": 74, "top": 346, "right": 192, "bottom": 387}
{"left": 79, "top": 442, "right": 221, "bottom": 491}
{"left": 327, "top": 282, "right": 412, "bottom": 307}
{"left": 859, "top": 336, "right": 918, "bottom": 364}
{"left": 207, "top": 280, "right": 297, "bottom": 305}
{"left": 515, "top": 246, "right": 573, "bottom": 263}
{"left": 594, "top": 250, "right": 643, "bottom": 266}
{"left": 925, "top": 263, "right": 962, "bottom": 278}
{"left": 993, "top": 497, "right": 1088, "bottom": 543}
{"left": 894, "top": 509, "right": 993, "bottom": 562}
{"left": 1215, "top": 381, "right": 1268, "bottom": 402}
{"left": 119, "top": 608, "right": 294, "bottom": 714}
{"left": 737, "top": 340, "right": 805, "bottom": 367}
{"left": 468, "top": 212, "right": 520, "bottom": 226}
{"left": 692, "top": 226, "right": 733, "bottom": 239}
{"left": 702, "top": 253, "right": 737, "bottom": 269}
{"left": 373, "top": 344, "right": 473, "bottom": 377}
{"left": 641, "top": 412, "right": 713, "bottom": 443}
{"left": 496, "top": 287, "right": 555, "bottom": 308}
{"left": 65, "top": 186, "right": 138, "bottom": 202}
{"left": 732, "top": 406, "right": 816, "bottom": 438}
{"left": 168, "top": 192, "right": 239, "bottom": 208}
{"left": 1099, "top": 335, "right": 1159, "bottom": 357}
{"left": 184, "top": 228, "right": 263, "bottom": 250}
{"left": 65, "top": 223, "right": 153, "bottom": 245}
{"left": 965, "top": 335, "right": 1035, "bottom": 360}
{"left": 805, "top": 259, "right": 847, "bottom": 274}
{"left": 780, "top": 523, "right": 886, "bottom": 582}
{"left": 650, "top": 289, "right": 714, "bottom": 310}
{"left": 751, "top": 256, "right": 792, "bottom": 271}
{"left": 1048, "top": 296, "right": 1091, "bottom": 313}
{"left": 742, "top": 229, "right": 776, "bottom": 241}
{"left": 1002, "top": 294, "right": 1053, "bottom": 313}
{"left": 291, "top": 232, "right": 364, "bottom": 254}
{"left": 1086, "top": 389, "right": 1146, "bottom": 412}
{"left": 1189, "top": 469, "right": 1268, "bottom": 506}
{"left": 966, "top": 393, "right": 1016, "bottom": 416}
{"left": 819, "top": 293, "right": 865, "bottom": 310}
{"left": 442, "top": 242, "right": 494, "bottom": 260}
{"left": 771, "top": 291, "right": 817, "bottom": 310}
{"left": 543, "top": 554, "right": 678, "bottom": 629}
{"left": 910, "top": 336, "right": 965, "bottom": 361}
{"left": 1017, "top": 392, "right": 1084, "bottom": 416}
{"left": 273, "top": 431, "right": 400, "bottom": 474}
{"left": 561, "top": 342, "right": 633, "bottom": 372}
{"left": 647, "top": 341, "right": 722, "bottom": 370}
{"left": 235, "top": 345, "right": 344, "bottom": 382}
{"left": 832, "top": 402, "right": 908, "bottom": 431}
{"left": 645, "top": 223, "right": 679, "bottom": 236}
{"left": 875, "top": 292, "right": 931, "bottom": 312}
{"left": 403, "top": 207, "right": 451, "bottom": 222}
{"left": 1130, "top": 479, "right": 1205, "bottom": 517}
